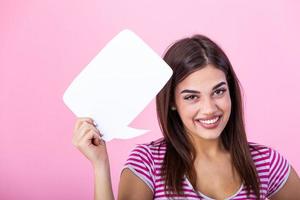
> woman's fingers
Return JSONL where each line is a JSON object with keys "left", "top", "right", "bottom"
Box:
{"left": 72, "top": 118, "right": 109, "bottom": 166}
{"left": 79, "top": 121, "right": 100, "bottom": 139}
{"left": 79, "top": 129, "right": 103, "bottom": 148}
{"left": 74, "top": 117, "right": 94, "bottom": 133}
{"left": 72, "top": 118, "right": 102, "bottom": 147}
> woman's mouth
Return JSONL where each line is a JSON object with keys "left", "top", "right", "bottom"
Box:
{"left": 195, "top": 115, "right": 222, "bottom": 129}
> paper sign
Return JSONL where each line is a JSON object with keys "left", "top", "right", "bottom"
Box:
{"left": 63, "top": 29, "right": 173, "bottom": 141}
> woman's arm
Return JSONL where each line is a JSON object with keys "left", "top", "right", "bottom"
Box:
{"left": 118, "top": 168, "right": 153, "bottom": 200}
{"left": 73, "top": 118, "right": 153, "bottom": 200}
{"left": 93, "top": 158, "right": 153, "bottom": 200}
{"left": 269, "top": 166, "right": 300, "bottom": 200}
{"left": 72, "top": 118, "right": 115, "bottom": 200}
{"left": 94, "top": 163, "right": 114, "bottom": 200}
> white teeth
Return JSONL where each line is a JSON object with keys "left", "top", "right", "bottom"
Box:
{"left": 198, "top": 117, "right": 219, "bottom": 124}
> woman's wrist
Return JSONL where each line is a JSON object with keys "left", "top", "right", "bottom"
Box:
{"left": 93, "top": 159, "right": 114, "bottom": 200}
{"left": 93, "top": 159, "right": 110, "bottom": 171}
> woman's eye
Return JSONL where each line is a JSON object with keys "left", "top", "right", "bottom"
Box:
{"left": 213, "top": 88, "right": 226, "bottom": 96}
{"left": 184, "top": 95, "right": 198, "bottom": 101}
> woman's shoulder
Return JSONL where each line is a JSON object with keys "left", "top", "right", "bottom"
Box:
{"left": 248, "top": 142, "right": 291, "bottom": 197}
{"left": 247, "top": 141, "right": 290, "bottom": 168}
{"left": 148, "top": 137, "right": 167, "bottom": 149}
{"left": 247, "top": 141, "right": 277, "bottom": 160}
{"left": 123, "top": 138, "right": 167, "bottom": 193}
{"left": 132, "top": 137, "right": 167, "bottom": 157}
{"left": 248, "top": 142, "right": 271, "bottom": 154}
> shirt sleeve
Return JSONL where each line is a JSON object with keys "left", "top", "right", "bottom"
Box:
{"left": 266, "top": 147, "right": 291, "bottom": 197}
{"left": 122, "top": 144, "right": 155, "bottom": 193}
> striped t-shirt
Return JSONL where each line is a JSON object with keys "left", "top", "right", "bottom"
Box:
{"left": 123, "top": 138, "right": 290, "bottom": 200}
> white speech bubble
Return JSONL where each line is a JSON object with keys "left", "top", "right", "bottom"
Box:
{"left": 63, "top": 29, "right": 173, "bottom": 141}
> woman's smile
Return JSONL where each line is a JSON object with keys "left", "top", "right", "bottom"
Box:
{"left": 195, "top": 115, "right": 222, "bottom": 129}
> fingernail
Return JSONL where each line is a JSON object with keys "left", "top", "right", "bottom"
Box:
{"left": 93, "top": 121, "right": 98, "bottom": 127}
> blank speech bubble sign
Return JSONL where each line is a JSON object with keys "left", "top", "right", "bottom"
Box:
{"left": 63, "top": 29, "right": 173, "bottom": 141}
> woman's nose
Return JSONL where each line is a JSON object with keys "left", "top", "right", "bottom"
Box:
{"left": 199, "top": 97, "right": 218, "bottom": 115}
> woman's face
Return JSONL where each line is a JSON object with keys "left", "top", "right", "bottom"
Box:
{"left": 174, "top": 64, "right": 231, "bottom": 141}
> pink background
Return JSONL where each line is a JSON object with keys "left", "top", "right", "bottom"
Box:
{"left": 1, "top": 0, "right": 299, "bottom": 199}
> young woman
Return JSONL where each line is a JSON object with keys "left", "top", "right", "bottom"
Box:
{"left": 72, "top": 35, "right": 300, "bottom": 199}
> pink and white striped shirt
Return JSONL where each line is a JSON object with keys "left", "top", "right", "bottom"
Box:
{"left": 123, "top": 138, "right": 290, "bottom": 200}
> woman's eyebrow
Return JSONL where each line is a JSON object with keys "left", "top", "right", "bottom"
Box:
{"left": 180, "top": 89, "right": 200, "bottom": 94}
{"left": 212, "top": 81, "right": 226, "bottom": 90}
{"left": 180, "top": 81, "right": 226, "bottom": 94}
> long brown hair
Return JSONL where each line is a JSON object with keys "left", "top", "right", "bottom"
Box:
{"left": 156, "top": 35, "right": 261, "bottom": 198}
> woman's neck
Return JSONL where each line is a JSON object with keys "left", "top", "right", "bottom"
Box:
{"left": 189, "top": 135, "right": 227, "bottom": 159}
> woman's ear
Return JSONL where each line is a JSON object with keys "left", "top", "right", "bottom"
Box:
{"left": 170, "top": 103, "right": 177, "bottom": 111}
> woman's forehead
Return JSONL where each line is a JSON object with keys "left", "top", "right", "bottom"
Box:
{"left": 175, "top": 65, "right": 227, "bottom": 91}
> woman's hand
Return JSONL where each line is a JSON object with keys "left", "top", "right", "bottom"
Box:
{"left": 72, "top": 118, "right": 115, "bottom": 200}
{"left": 72, "top": 117, "right": 109, "bottom": 168}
